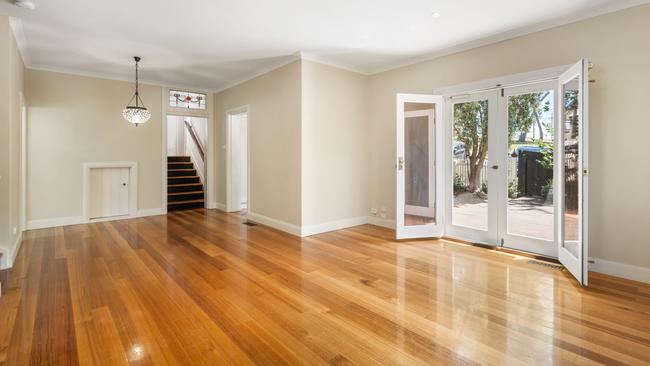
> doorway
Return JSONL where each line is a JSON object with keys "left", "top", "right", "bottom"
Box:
{"left": 226, "top": 107, "right": 249, "bottom": 213}
{"left": 445, "top": 81, "right": 558, "bottom": 257}
{"left": 166, "top": 115, "right": 208, "bottom": 211}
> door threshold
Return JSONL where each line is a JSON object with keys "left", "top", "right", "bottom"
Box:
{"left": 442, "top": 236, "right": 560, "bottom": 264}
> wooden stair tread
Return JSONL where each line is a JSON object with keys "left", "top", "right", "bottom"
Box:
{"left": 168, "top": 183, "right": 203, "bottom": 187}
{"left": 168, "top": 176, "right": 200, "bottom": 179}
{"left": 168, "top": 191, "right": 204, "bottom": 196}
{"left": 168, "top": 199, "right": 205, "bottom": 205}
{"left": 169, "top": 169, "right": 195, "bottom": 171}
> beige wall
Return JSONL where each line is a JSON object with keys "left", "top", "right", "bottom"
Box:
{"left": 213, "top": 61, "right": 302, "bottom": 226}
{"left": 367, "top": 5, "right": 650, "bottom": 268}
{"left": 301, "top": 60, "right": 369, "bottom": 227}
{"left": 0, "top": 16, "right": 25, "bottom": 268}
{"left": 25, "top": 70, "right": 164, "bottom": 221}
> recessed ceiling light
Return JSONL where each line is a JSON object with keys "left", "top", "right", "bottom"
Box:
{"left": 431, "top": 12, "right": 441, "bottom": 18}
{"left": 14, "top": 0, "right": 37, "bottom": 10}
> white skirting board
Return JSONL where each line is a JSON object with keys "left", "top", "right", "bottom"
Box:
{"left": 245, "top": 212, "right": 302, "bottom": 236}
{"left": 366, "top": 216, "right": 396, "bottom": 229}
{"left": 589, "top": 258, "right": 650, "bottom": 284}
{"left": 0, "top": 232, "right": 23, "bottom": 270}
{"left": 301, "top": 216, "right": 368, "bottom": 237}
{"left": 211, "top": 202, "right": 227, "bottom": 211}
{"left": 26, "top": 208, "right": 167, "bottom": 230}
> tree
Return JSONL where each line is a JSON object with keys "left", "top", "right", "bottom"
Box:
{"left": 454, "top": 101, "right": 488, "bottom": 193}
{"left": 508, "top": 92, "right": 550, "bottom": 142}
{"left": 454, "top": 92, "right": 551, "bottom": 194}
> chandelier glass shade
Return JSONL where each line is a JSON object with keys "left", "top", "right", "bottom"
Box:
{"left": 123, "top": 56, "right": 151, "bottom": 126}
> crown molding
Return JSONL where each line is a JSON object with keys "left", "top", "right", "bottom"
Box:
{"left": 212, "top": 54, "right": 301, "bottom": 93}
{"left": 9, "top": 17, "right": 30, "bottom": 66}
{"left": 298, "top": 52, "right": 370, "bottom": 75}
{"left": 26, "top": 64, "right": 220, "bottom": 93}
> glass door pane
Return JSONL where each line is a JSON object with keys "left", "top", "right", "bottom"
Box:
{"left": 404, "top": 103, "right": 436, "bottom": 226}
{"left": 562, "top": 76, "right": 581, "bottom": 256}
{"left": 506, "top": 90, "right": 555, "bottom": 241}
{"left": 451, "top": 99, "right": 489, "bottom": 231}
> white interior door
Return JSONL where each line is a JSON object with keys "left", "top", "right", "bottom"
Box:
{"left": 445, "top": 92, "right": 499, "bottom": 244}
{"left": 557, "top": 59, "right": 589, "bottom": 285}
{"left": 396, "top": 94, "right": 444, "bottom": 239}
{"left": 227, "top": 111, "right": 249, "bottom": 212}
{"left": 89, "top": 167, "right": 130, "bottom": 219}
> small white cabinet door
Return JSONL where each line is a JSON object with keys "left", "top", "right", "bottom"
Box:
{"left": 89, "top": 167, "right": 130, "bottom": 219}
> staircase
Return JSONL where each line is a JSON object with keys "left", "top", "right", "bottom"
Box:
{"left": 167, "top": 156, "right": 205, "bottom": 211}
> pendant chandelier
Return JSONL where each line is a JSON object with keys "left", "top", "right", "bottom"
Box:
{"left": 122, "top": 56, "right": 151, "bottom": 126}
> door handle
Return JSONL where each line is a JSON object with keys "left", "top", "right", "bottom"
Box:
{"left": 397, "top": 157, "right": 404, "bottom": 171}
{"left": 490, "top": 165, "right": 499, "bottom": 170}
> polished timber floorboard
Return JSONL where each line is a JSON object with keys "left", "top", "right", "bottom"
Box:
{"left": 1, "top": 210, "right": 649, "bottom": 365}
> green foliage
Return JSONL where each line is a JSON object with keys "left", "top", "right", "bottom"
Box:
{"left": 453, "top": 174, "right": 466, "bottom": 193}
{"left": 454, "top": 101, "right": 488, "bottom": 192}
{"left": 508, "top": 92, "right": 550, "bottom": 142}
{"left": 536, "top": 139, "right": 554, "bottom": 170}
{"left": 508, "top": 180, "right": 520, "bottom": 199}
{"left": 453, "top": 101, "right": 488, "bottom": 160}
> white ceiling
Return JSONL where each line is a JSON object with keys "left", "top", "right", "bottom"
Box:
{"left": 2, "top": 0, "right": 648, "bottom": 91}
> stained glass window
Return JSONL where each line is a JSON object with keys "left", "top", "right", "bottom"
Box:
{"left": 169, "top": 90, "right": 207, "bottom": 110}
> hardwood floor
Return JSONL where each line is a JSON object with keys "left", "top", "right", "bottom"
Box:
{"left": 1, "top": 209, "right": 649, "bottom": 365}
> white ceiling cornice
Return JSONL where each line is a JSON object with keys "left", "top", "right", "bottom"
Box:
{"left": 26, "top": 64, "right": 221, "bottom": 94}
{"left": 9, "top": 17, "right": 30, "bottom": 65}
{"left": 8, "top": 0, "right": 649, "bottom": 92}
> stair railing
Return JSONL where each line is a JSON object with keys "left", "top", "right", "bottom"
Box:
{"left": 184, "top": 120, "right": 205, "bottom": 161}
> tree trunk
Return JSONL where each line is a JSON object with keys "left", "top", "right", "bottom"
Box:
{"left": 467, "top": 157, "right": 485, "bottom": 193}
{"left": 518, "top": 131, "right": 527, "bottom": 142}
{"left": 534, "top": 113, "right": 544, "bottom": 140}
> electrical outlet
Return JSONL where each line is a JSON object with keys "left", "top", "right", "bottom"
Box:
{"left": 380, "top": 213, "right": 387, "bottom": 219}
{"left": 12, "top": 227, "right": 17, "bottom": 235}
{"left": 370, "top": 208, "right": 378, "bottom": 216}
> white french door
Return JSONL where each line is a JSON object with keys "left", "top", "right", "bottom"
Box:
{"left": 497, "top": 81, "right": 558, "bottom": 257}
{"left": 444, "top": 84, "right": 559, "bottom": 253}
{"left": 444, "top": 92, "right": 499, "bottom": 244}
{"left": 395, "top": 94, "right": 444, "bottom": 239}
{"left": 556, "top": 59, "right": 589, "bottom": 285}
{"left": 396, "top": 61, "right": 589, "bottom": 285}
